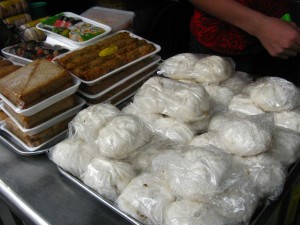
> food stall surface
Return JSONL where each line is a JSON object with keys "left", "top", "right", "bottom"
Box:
{"left": 0, "top": 140, "right": 133, "bottom": 225}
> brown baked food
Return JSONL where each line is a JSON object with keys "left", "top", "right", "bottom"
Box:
{"left": 80, "top": 57, "right": 157, "bottom": 95}
{"left": 0, "top": 110, "right": 8, "bottom": 121}
{"left": 85, "top": 66, "right": 156, "bottom": 105}
{"left": 5, "top": 116, "right": 72, "bottom": 147}
{"left": 3, "top": 95, "right": 76, "bottom": 128}
{"left": 0, "top": 58, "right": 73, "bottom": 109}
{"left": 55, "top": 31, "right": 157, "bottom": 81}
{"left": 0, "top": 65, "right": 22, "bottom": 78}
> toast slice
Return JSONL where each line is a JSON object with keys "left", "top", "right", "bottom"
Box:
{"left": 0, "top": 59, "right": 73, "bottom": 109}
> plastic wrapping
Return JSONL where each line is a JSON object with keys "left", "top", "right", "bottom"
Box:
{"left": 274, "top": 106, "right": 300, "bottom": 133}
{"left": 48, "top": 137, "right": 99, "bottom": 178}
{"left": 133, "top": 76, "right": 212, "bottom": 127}
{"left": 209, "top": 171, "right": 259, "bottom": 223}
{"left": 208, "top": 112, "right": 273, "bottom": 156}
{"left": 69, "top": 103, "right": 121, "bottom": 143}
{"left": 268, "top": 127, "right": 300, "bottom": 167}
{"left": 95, "top": 114, "right": 151, "bottom": 160}
{"left": 151, "top": 145, "right": 234, "bottom": 202}
{"left": 221, "top": 71, "right": 253, "bottom": 95}
{"left": 82, "top": 157, "right": 137, "bottom": 201}
{"left": 164, "top": 200, "right": 228, "bottom": 225}
{"left": 157, "top": 53, "right": 235, "bottom": 83}
{"left": 190, "top": 131, "right": 221, "bottom": 149}
{"left": 247, "top": 77, "right": 300, "bottom": 112}
{"left": 234, "top": 153, "right": 286, "bottom": 200}
{"left": 116, "top": 173, "right": 175, "bottom": 225}
{"left": 228, "top": 94, "right": 265, "bottom": 116}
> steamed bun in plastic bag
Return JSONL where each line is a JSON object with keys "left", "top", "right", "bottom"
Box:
{"left": 268, "top": 127, "right": 300, "bottom": 167}
{"left": 164, "top": 200, "right": 227, "bottom": 225}
{"left": 96, "top": 114, "right": 151, "bottom": 160}
{"left": 228, "top": 94, "right": 265, "bottom": 116}
{"left": 274, "top": 106, "right": 300, "bottom": 132}
{"left": 221, "top": 71, "right": 252, "bottom": 94}
{"left": 133, "top": 76, "right": 211, "bottom": 125}
{"left": 234, "top": 154, "right": 286, "bottom": 199}
{"left": 49, "top": 137, "right": 98, "bottom": 178}
{"left": 190, "top": 132, "right": 221, "bottom": 148}
{"left": 209, "top": 113, "right": 273, "bottom": 156}
{"left": 158, "top": 54, "right": 235, "bottom": 83}
{"left": 117, "top": 173, "right": 175, "bottom": 225}
{"left": 248, "top": 77, "right": 300, "bottom": 112}
{"left": 70, "top": 103, "right": 120, "bottom": 143}
{"left": 210, "top": 172, "right": 259, "bottom": 223}
{"left": 151, "top": 146, "right": 234, "bottom": 201}
{"left": 82, "top": 157, "right": 137, "bottom": 201}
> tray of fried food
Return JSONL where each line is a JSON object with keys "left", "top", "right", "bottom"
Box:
{"left": 53, "top": 30, "right": 161, "bottom": 86}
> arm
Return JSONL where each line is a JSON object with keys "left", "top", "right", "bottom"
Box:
{"left": 189, "top": 0, "right": 300, "bottom": 59}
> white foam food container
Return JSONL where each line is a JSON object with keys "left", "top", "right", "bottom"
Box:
{"left": 1, "top": 41, "right": 71, "bottom": 65}
{"left": 81, "top": 6, "right": 135, "bottom": 32}
{"left": 78, "top": 55, "right": 161, "bottom": 98}
{"left": 0, "top": 123, "right": 68, "bottom": 152}
{"left": 0, "top": 96, "right": 85, "bottom": 135}
{"left": 53, "top": 30, "right": 161, "bottom": 86}
{"left": 85, "top": 68, "right": 156, "bottom": 105}
{"left": 0, "top": 77, "right": 81, "bottom": 116}
{"left": 36, "top": 12, "right": 112, "bottom": 48}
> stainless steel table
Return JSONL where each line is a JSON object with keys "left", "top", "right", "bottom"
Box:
{"left": 0, "top": 141, "right": 133, "bottom": 225}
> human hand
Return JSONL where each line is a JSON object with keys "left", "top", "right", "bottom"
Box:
{"left": 254, "top": 17, "right": 300, "bottom": 59}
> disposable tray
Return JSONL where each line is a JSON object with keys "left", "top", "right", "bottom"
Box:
{"left": 53, "top": 30, "right": 161, "bottom": 86}
{"left": 0, "top": 96, "right": 85, "bottom": 135}
{"left": 0, "top": 77, "right": 80, "bottom": 116}
{"left": 84, "top": 68, "right": 156, "bottom": 105}
{"left": 36, "top": 12, "right": 112, "bottom": 48}
{"left": 1, "top": 41, "right": 70, "bottom": 65}
{"left": 78, "top": 55, "right": 161, "bottom": 98}
{"left": 81, "top": 6, "right": 135, "bottom": 32}
{"left": 0, "top": 124, "right": 68, "bottom": 153}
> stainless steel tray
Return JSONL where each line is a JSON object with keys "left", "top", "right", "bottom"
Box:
{"left": 57, "top": 166, "right": 142, "bottom": 225}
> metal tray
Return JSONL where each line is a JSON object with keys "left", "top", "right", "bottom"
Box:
{"left": 0, "top": 129, "right": 67, "bottom": 155}
{"left": 58, "top": 166, "right": 142, "bottom": 225}
{"left": 53, "top": 30, "right": 161, "bottom": 86}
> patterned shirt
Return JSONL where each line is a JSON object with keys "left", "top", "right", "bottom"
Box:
{"left": 190, "top": 0, "right": 289, "bottom": 55}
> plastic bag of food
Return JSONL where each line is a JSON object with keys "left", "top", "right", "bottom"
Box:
{"left": 116, "top": 173, "right": 175, "bottom": 225}
{"left": 157, "top": 53, "right": 235, "bottom": 83}
{"left": 209, "top": 170, "right": 260, "bottom": 224}
{"left": 190, "top": 131, "right": 221, "bottom": 149}
{"left": 274, "top": 106, "right": 300, "bottom": 133}
{"left": 208, "top": 112, "right": 273, "bottom": 156}
{"left": 82, "top": 157, "right": 137, "bottom": 201}
{"left": 164, "top": 200, "right": 228, "bottom": 225}
{"left": 234, "top": 153, "right": 286, "bottom": 200}
{"left": 246, "top": 77, "right": 300, "bottom": 112}
{"left": 268, "top": 127, "right": 300, "bottom": 167}
{"left": 95, "top": 114, "right": 152, "bottom": 160}
{"left": 48, "top": 137, "right": 99, "bottom": 178}
{"left": 69, "top": 103, "right": 121, "bottom": 144}
{"left": 133, "top": 76, "right": 212, "bottom": 128}
{"left": 151, "top": 145, "right": 234, "bottom": 202}
{"left": 221, "top": 71, "right": 253, "bottom": 94}
{"left": 228, "top": 94, "right": 265, "bottom": 116}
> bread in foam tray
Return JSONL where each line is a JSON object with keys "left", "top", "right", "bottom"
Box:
{"left": 0, "top": 59, "right": 73, "bottom": 109}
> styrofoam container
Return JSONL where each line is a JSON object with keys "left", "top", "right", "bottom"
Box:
{"left": 1, "top": 123, "right": 68, "bottom": 152}
{"left": 78, "top": 55, "right": 161, "bottom": 98}
{"left": 85, "top": 68, "right": 156, "bottom": 105}
{"left": 53, "top": 30, "right": 161, "bottom": 86}
{"left": 0, "top": 77, "right": 81, "bottom": 116}
{"left": 81, "top": 6, "right": 135, "bottom": 32}
{"left": 0, "top": 96, "right": 85, "bottom": 135}
{"left": 1, "top": 41, "right": 70, "bottom": 65}
{"left": 36, "top": 12, "right": 112, "bottom": 48}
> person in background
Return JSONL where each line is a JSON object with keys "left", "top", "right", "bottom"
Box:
{"left": 188, "top": 0, "right": 300, "bottom": 85}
